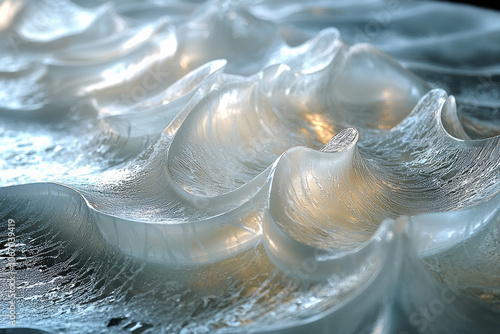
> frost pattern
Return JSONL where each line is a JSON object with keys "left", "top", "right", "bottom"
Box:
{"left": 0, "top": 0, "right": 499, "bottom": 333}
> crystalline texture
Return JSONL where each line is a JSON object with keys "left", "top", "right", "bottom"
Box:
{"left": 0, "top": 0, "right": 499, "bottom": 333}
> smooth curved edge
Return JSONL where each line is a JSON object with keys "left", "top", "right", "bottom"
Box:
{"left": 262, "top": 128, "right": 388, "bottom": 282}
{"left": 410, "top": 190, "right": 500, "bottom": 258}
{"left": 0, "top": 181, "right": 264, "bottom": 265}
{"left": 390, "top": 88, "right": 500, "bottom": 143}
{"left": 254, "top": 217, "right": 406, "bottom": 333}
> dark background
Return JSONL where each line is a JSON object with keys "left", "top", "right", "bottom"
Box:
{"left": 443, "top": 0, "right": 500, "bottom": 10}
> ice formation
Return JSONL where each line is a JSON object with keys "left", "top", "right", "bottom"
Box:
{"left": 0, "top": 0, "right": 499, "bottom": 333}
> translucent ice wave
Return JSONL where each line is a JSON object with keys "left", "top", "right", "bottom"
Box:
{"left": 0, "top": 0, "right": 499, "bottom": 333}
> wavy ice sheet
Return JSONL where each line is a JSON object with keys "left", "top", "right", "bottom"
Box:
{"left": 0, "top": 1, "right": 499, "bottom": 334}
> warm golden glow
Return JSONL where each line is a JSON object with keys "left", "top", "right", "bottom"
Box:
{"left": 0, "top": 0, "right": 23, "bottom": 31}
{"left": 180, "top": 54, "right": 191, "bottom": 70}
{"left": 303, "top": 112, "right": 337, "bottom": 144}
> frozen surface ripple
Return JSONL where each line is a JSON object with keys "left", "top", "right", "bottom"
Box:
{"left": 0, "top": 0, "right": 499, "bottom": 333}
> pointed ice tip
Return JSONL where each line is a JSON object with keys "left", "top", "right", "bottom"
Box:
{"left": 209, "top": 59, "right": 228, "bottom": 72}
{"left": 425, "top": 88, "right": 448, "bottom": 100}
{"left": 320, "top": 127, "right": 359, "bottom": 153}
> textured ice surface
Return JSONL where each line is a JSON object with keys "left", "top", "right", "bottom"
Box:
{"left": 0, "top": 0, "right": 499, "bottom": 333}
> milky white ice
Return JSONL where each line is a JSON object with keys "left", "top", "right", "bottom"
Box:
{"left": 0, "top": 0, "right": 499, "bottom": 333}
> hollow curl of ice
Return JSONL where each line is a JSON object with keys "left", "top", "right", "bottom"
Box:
{"left": 0, "top": 0, "right": 499, "bottom": 333}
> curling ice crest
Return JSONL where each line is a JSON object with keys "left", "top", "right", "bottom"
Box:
{"left": 0, "top": 0, "right": 499, "bottom": 333}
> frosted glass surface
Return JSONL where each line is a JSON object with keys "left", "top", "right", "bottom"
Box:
{"left": 0, "top": 0, "right": 499, "bottom": 333}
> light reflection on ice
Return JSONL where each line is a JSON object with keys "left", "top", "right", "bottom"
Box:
{"left": 0, "top": 0, "right": 499, "bottom": 333}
